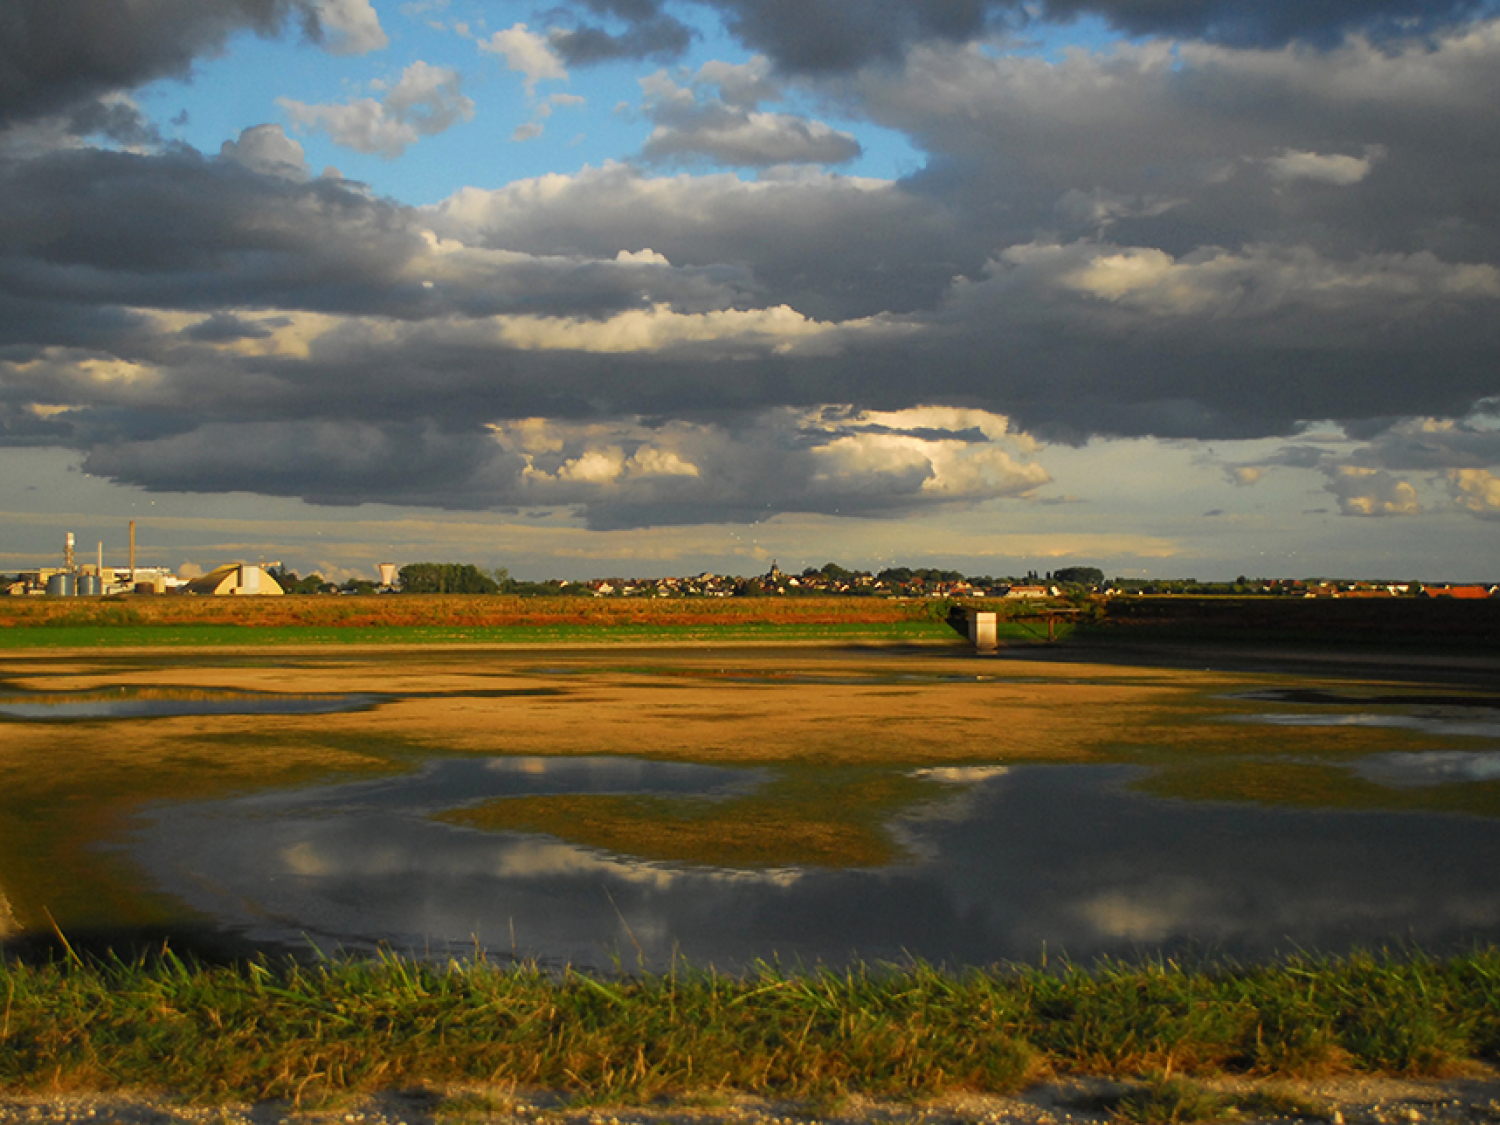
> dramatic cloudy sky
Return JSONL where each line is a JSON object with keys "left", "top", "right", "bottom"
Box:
{"left": 3, "top": 0, "right": 1498, "bottom": 582}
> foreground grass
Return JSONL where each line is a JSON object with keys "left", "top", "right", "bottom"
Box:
{"left": 2, "top": 948, "right": 1497, "bottom": 1108}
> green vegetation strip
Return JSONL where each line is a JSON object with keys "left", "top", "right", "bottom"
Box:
{"left": 0, "top": 621, "right": 959, "bottom": 649}
{"left": 2, "top": 948, "right": 1498, "bottom": 1106}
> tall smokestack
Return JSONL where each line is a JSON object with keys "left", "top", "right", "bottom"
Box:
{"left": 129, "top": 520, "right": 136, "bottom": 584}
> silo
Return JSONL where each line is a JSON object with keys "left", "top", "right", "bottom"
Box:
{"left": 46, "top": 574, "right": 77, "bottom": 597}
{"left": 77, "top": 574, "right": 103, "bottom": 596}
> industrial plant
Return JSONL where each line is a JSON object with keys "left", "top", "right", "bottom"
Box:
{"left": 6, "top": 523, "right": 285, "bottom": 598}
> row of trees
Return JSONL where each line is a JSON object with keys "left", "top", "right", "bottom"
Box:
{"left": 270, "top": 561, "right": 1116, "bottom": 596}
{"left": 396, "top": 563, "right": 512, "bottom": 594}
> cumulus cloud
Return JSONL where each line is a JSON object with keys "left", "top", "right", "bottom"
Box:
{"left": 1326, "top": 465, "right": 1422, "bottom": 516}
{"left": 0, "top": 146, "right": 426, "bottom": 323}
{"left": 636, "top": 58, "right": 861, "bottom": 167}
{"left": 533, "top": 0, "right": 1492, "bottom": 77}
{"left": 0, "top": 0, "right": 311, "bottom": 129}
{"left": 4, "top": 1, "right": 1500, "bottom": 535}
{"left": 65, "top": 407, "right": 1047, "bottom": 528}
{"left": 490, "top": 406, "right": 1050, "bottom": 527}
{"left": 1448, "top": 468, "right": 1500, "bottom": 515}
{"left": 219, "top": 123, "right": 310, "bottom": 179}
{"left": 549, "top": 0, "right": 696, "bottom": 65}
{"left": 1264, "top": 148, "right": 1381, "bottom": 185}
{"left": 1216, "top": 414, "right": 1500, "bottom": 521}
{"left": 310, "top": 0, "right": 388, "bottom": 54}
{"left": 82, "top": 420, "right": 516, "bottom": 508}
{"left": 280, "top": 61, "right": 474, "bottom": 157}
{"left": 425, "top": 162, "right": 967, "bottom": 320}
{"left": 480, "top": 24, "right": 569, "bottom": 94}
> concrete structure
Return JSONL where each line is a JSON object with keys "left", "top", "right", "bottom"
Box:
{"left": 183, "top": 563, "right": 285, "bottom": 597}
{"left": 966, "top": 609, "right": 999, "bottom": 652}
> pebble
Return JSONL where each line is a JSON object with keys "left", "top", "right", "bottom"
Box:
{"left": 3, "top": 1079, "right": 1500, "bottom": 1125}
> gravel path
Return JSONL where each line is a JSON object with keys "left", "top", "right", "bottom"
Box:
{"left": 3, "top": 1074, "right": 1499, "bottom": 1125}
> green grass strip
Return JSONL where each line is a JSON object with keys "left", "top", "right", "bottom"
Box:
{"left": 1, "top": 948, "right": 1496, "bottom": 1106}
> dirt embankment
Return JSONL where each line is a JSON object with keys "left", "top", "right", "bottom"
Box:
{"left": 1100, "top": 596, "right": 1500, "bottom": 648}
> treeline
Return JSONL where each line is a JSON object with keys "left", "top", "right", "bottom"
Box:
{"left": 263, "top": 561, "right": 1114, "bottom": 597}
{"left": 396, "top": 563, "right": 509, "bottom": 595}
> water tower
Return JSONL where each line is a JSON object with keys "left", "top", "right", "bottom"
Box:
{"left": 379, "top": 563, "right": 398, "bottom": 587}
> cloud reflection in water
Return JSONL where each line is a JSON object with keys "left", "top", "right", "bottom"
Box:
{"left": 129, "top": 759, "right": 1500, "bottom": 970}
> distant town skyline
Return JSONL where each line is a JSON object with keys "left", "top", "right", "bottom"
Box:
{"left": 3, "top": 1, "right": 1498, "bottom": 583}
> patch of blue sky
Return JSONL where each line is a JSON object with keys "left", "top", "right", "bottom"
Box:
{"left": 133, "top": 0, "right": 927, "bottom": 199}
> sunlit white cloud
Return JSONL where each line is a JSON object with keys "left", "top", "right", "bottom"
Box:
{"left": 1449, "top": 468, "right": 1500, "bottom": 515}
{"left": 480, "top": 23, "right": 569, "bottom": 95}
{"left": 1263, "top": 147, "right": 1381, "bottom": 185}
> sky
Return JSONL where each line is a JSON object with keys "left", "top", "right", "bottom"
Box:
{"left": 2, "top": 0, "right": 1499, "bottom": 584}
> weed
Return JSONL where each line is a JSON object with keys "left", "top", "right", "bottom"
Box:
{"left": 1228, "top": 1085, "right": 1331, "bottom": 1119}
{"left": 1112, "top": 1076, "right": 1228, "bottom": 1124}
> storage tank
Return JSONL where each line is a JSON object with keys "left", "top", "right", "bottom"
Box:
{"left": 45, "top": 574, "right": 76, "bottom": 597}
{"left": 77, "top": 574, "right": 103, "bottom": 596}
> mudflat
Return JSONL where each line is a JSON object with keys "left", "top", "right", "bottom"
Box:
{"left": 3, "top": 637, "right": 1497, "bottom": 940}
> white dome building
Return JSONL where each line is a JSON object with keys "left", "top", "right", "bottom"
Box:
{"left": 183, "top": 563, "right": 284, "bottom": 597}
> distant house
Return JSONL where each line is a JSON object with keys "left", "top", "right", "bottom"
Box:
{"left": 184, "top": 564, "right": 284, "bottom": 597}
{"left": 1001, "top": 584, "right": 1059, "bottom": 599}
{"left": 1422, "top": 585, "right": 1493, "bottom": 599}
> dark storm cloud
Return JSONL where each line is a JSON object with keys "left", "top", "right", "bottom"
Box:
{"left": 81, "top": 420, "right": 521, "bottom": 508}
{"left": 0, "top": 402, "right": 75, "bottom": 445}
{"left": 75, "top": 407, "right": 1048, "bottom": 526}
{"left": 4, "top": 2, "right": 1499, "bottom": 527}
{"left": 549, "top": 4, "right": 695, "bottom": 65}
{"left": 1037, "top": 0, "right": 1495, "bottom": 50}
{"left": 426, "top": 165, "right": 972, "bottom": 320}
{"left": 0, "top": 0, "right": 317, "bottom": 129}
{"left": 1344, "top": 418, "right": 1500, "bottom": 473}
{"left": 0, "top": 147, "right": 423, "bottom": 316}
{"left": 706, "top": 0, "right": 991, "bottom": 74}
{"left": 845, "top": 30, "right": 1500, "bottom": 267}
{"left": 61, "top": 96, "right": 162, "bottom": 147}
{"left": 180, "top": 313, "right": 279, "bottom": 343}
{"left": 546, "top": 0, "right": 1493, "bottom": 76}
{"left": 0, "top": 147, "right": 744, "bottom": 342}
